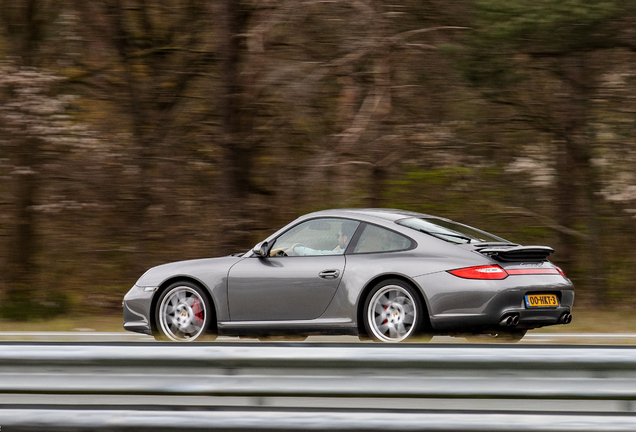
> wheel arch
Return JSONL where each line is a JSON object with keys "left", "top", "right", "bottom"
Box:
{"left": 356, "top": 274, "right": 432, "bottom": 337}
{"left": 150, "top": 276, "right": 218, "bottom": 335}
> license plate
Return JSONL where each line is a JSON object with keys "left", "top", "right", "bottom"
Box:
{"left": 525, "top": 294, "right": 558, "bottom": 308}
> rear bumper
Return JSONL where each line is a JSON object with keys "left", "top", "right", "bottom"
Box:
{"left": 515, "top": 306, "right": 572, "bottom": 329}
{"left": 414, "top": 271, "right": 574, "bottom": 332}
{"left": 430, "top": 308, "right": 572, "bottom": 331}
{"left": 430, "top": 304, "right": 573, "bottom": 331}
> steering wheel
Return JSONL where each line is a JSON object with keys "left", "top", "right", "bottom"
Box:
{"left": 268, "top": 243, "right": 306, "bottom": 257}
{"left": 284, "top": 243, "right": 307, "bottom": 256}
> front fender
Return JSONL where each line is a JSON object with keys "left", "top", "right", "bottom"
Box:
{"left": 136, "top": 256, "right": 244, "bottom": 322}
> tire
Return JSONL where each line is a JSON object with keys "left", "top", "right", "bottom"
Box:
{"left": 363, "top": 279, "right": 424, "bottom": 343}
{"left": 155, "top": 282, "right": 216, "bottom": 342}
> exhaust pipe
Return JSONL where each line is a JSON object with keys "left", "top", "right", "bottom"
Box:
{"left": 499, "top": 313, "right": 520, "bottom": 327}
{"left": 559, "top": 312, "right": 572, "bottom": 324}
{"left": 499, "top": 316, "right": 513, "bottom": 327}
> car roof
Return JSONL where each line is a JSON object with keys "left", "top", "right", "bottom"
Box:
{"left": 303, "top": 208, "right": 440, "bottom": 223}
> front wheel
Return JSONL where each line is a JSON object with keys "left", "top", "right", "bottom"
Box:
{"left": 155, "top": 282, "right": 216, "bottom": 342}
{"left": 363, "top": 280, "right": 424, "bottom": 343}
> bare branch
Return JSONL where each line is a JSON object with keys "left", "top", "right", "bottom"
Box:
{"left": 390, "top": 26, "right": 471, "bottom": 42}
{"left": 403, "top": 43, "right": 438, "bottom": 51}
{"left": 492, "top": 205, "right": 590, "bottom": 240}
{"left": 337, "top": 88, "right": 387, "bottom": 152}
{"left": 314, "top": 160, "right": 374, "bottom": 168}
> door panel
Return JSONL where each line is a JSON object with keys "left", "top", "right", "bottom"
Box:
{"left": 227, "top": 256, "right": 345, "bottom": 321}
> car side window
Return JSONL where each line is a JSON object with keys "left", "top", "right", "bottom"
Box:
{"left": 269, "top": 218, "right": 360, "bottom": 257}
{"left": 353, "top": 224, "right": 412, "bottom": 254}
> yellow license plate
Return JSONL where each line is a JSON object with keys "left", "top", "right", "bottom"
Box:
{"left": 525, "top": 294, "right": 558, "bottom": 308}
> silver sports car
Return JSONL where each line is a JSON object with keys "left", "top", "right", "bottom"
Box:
{"left": 123, "top": 208, "right": 574, "bottom": 342}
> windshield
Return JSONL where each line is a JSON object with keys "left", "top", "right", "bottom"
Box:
{"left": 396, "top": 217, "right": 506, "bottom": 244}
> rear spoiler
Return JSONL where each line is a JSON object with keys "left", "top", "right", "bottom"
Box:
{"left": 477, "top": 245, "right": 554, "bottom": 263}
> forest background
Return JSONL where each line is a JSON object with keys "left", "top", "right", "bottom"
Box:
{"left": 1, "top": 0, "right": 636, "bottom": 321}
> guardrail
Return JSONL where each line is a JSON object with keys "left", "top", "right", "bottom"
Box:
{"left": 0, "top": 343, "right": 635, "bottom": 431}
{"left": 3, "top": 409, "right": 636, "bottom": 432}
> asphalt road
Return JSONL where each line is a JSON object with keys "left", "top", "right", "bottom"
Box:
{"left": 0, "top": 331, "right": 634, "bottom": 343}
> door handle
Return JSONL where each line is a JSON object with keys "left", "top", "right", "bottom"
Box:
{"left": 318, "top": 269, "right": 340, "bottom": 279}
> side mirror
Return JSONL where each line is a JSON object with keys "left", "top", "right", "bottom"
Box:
{"left": 253, "top": 241, "right": 270, "bottom": 257}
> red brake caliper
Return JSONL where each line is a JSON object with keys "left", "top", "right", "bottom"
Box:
{"left": 192, "top": 298, "right": 204, "bottom": 322}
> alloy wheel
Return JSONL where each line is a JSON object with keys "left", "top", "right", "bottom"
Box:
{"left": 158, "top": 285, "right": 207, "bottom": 341}
{"left": 367, "top": 284, "right": 418, "bottom": 342}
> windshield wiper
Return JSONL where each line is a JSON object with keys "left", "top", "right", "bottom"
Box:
{"left": 414, "top": 228, "right": 472, "bottom": 243}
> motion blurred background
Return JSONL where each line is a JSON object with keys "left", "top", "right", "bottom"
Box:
{"left": 1, "top": 0, "right": 635, "bottom": 324}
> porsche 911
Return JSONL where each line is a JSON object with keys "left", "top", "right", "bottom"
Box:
{"left": 123, "top": 208, "right": 574, "bottom": 342}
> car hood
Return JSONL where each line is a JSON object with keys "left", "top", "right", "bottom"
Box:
{"left": 135, "top": 256, "right": 244, "bottom": 288}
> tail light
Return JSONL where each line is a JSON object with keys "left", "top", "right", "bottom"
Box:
{"left": 448, "top": 265, "right": 508, "bottom": 280}
{"left": 555, "top": 266, "right": 567, "bottom": 278}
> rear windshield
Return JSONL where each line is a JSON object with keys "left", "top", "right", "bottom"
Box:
{"left": 396, "top": 217, "right": 505, "bottom": 244}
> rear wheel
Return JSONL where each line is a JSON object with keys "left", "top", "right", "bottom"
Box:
{"left": 155, "top": 282, "right": 216, "bottom": 341}
{"left": 363, "top": 280, "right": 425, "bottom": 343}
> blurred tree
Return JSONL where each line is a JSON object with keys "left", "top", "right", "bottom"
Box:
{"left": 217, "top": 0, "right": 257, "bottom": 251}
{"left": 240, "top": 0, "right": 469, "bottom": 209}
{"left": 461, "top": 0, "right": 636, "bottom": 302}
{"left": 71, "top": 0, "right": 213, "bottom": 271}
{"left": 2, "top": 0, "right": 636, "bottom": 318}
{"left": 0, "top": 0, "right": 61, "bottom": 318}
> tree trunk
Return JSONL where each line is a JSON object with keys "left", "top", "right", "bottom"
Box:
{"left": 2, "top": 0, "right": 43, "bottom": 318}
{"left": 556, "top": 54, "right": 605, "bottom": 304}
{"left": 6, "top": 138, "right": 39, "bottom": 311}
{"left": 219, "top": 0, "right": 253, "bottom": 252}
